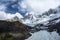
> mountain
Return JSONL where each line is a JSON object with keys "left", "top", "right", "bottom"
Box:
{"left": 6, "top": 12, "right": 23, "bottom": 22}
{"left": 19, "top": 6, "right": 60, "bottom": 35}
{"left": 0, "top": 12, "right": 23, "bottom": 20}
{"left": 0, "top": 20, "right": 32, "bottom": 40}
{"left": 22, "top": 6, "right": 60, "bottom": 27}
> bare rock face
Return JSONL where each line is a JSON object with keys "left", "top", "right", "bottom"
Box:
{"left": 47, "top": 22, "right": 60, "bottom": 35}
{"left": 0, "top": 20, "right": 31, "bottom": 40}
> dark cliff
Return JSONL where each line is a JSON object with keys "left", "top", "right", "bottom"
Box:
{"left": 0, "top": 20, "right": 31, "bottom": 40}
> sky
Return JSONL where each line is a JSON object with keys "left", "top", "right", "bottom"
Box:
{"left": 0, "top": 0, "right": 60, "bottom": 20}
{"left": 0, "top": 11, "right": 23, "bottom": 20}
{"left": 23, "top": 0, "right": 60, "bottom": 14}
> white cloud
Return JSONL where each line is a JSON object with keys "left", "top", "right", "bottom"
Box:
{"left": 0, "top": 0, "right": 60, "bottom": 20}
{"left": 0, "top": 12, "right": 7, "bottom": 20}
{"left": 22, "top": 0, "right": 60, "bottom": 14}
{"left": 0, "top": 11, "right": 23, "bottom": 20}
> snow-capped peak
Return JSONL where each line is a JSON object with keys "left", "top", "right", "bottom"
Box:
{"left": 6, "top": 12, "right": 23, "bottom": 21}
{"left": 22, "top": 6, "right": 60, "bottom": 27}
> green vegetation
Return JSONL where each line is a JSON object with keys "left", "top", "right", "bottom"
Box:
{"left": 0, "top": 33, "right": 12, "bottom": 40}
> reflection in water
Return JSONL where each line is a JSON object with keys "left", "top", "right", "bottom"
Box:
{"left": 26, "top": 30, "right": 60, "bottom": 40}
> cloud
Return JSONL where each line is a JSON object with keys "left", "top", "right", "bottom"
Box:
{"left": 0, "top": 0, "right": 23, "bottom": 20}
{"left": 0, "top": 0, "right": 18, "bottom": 14}
{"left": 0, "top": 11, "right": 23, "bottom": 20}
{"left": 22, "top": 0, "right": 60, "bottom": 14}
{"left": 0, "top": 0, "right": 60, "bottom": 20}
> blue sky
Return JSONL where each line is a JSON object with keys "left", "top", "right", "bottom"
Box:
{"left": 0, "top": 0, "right": 26, "bottom": 16}
{"left": 0, "top": 0, "right": 60, "bottom": 20}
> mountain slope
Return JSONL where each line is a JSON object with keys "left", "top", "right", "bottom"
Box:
{"left": 0, "top": 20, "right": 31, "bottom": 40}
{"left": 22, "top": 6, "right": 60, "bottom": 27}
